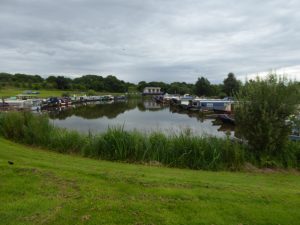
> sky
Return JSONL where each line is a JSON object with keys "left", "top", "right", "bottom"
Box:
{"left": 0, "top": 0, "right": 300, "bottom": 84}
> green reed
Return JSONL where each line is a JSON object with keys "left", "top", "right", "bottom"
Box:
{"left": 0, "top": 112, "right": 299, "bottom": 170}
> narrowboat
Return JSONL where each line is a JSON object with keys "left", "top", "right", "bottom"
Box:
{"left": 189, "top": 98, "right": 233, "bottom": 113}
{"left": 218, "top": 114, "right": 235, "bottom": 124}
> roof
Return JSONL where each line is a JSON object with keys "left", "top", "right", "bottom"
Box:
{"left": 143, "top": 87, "right": 161, "bottom": 89}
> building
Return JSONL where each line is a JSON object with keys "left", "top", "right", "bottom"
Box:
{"left": 142, "top": 87, "right": 163, "bottom": 95}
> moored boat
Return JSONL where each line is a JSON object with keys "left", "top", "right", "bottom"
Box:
{"left": 189, "top": 98, "right": 234, "bottom": 113}
{"left": 218, "top": 114, "right": 235, "bottom": 124}
{"left": 289, "top": 135, "right": 300, "bottom": 141}
{"left": 179, "top": 94, "right": 194, "bottom": 109}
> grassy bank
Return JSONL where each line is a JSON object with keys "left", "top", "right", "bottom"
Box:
{"left": 0, "top": 88, "right": 79, "bottom": 98}
{"left": 0, "top": 87, "right": 123, "bottom": 98}
{"left": 1, "top": 138, "right": 300, "bottom": 225}
{"left": 1, "top": 112, "right": 299, "bottom": 170}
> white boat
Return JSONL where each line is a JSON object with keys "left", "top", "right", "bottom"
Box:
{"left": 179, "top": 94, "right": 194, "bottom": 109}
{"left": 163, "top": 93, "right": 180, "bottom": 102}
{"left": 190, "top": 98, "right": 234, "bottom": 112}
{"left": 4, "top": 99, "right": 33, "bottom": 109}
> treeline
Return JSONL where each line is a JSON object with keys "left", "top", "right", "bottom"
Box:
{"left": 137, "top": 72, "right": 241, "bottom": 97}
{"left": 1, "top": 72, "right": 241, "bottom": 96}
{"left": 0, "top": 73, "right": 134, "bottom": 93}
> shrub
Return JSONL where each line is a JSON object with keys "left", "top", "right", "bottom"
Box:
{"left": 235, "top": 74, "right": 300, "bottom": 161}
{"left": 62, "top": 92, "right": 70, "bottom": 97}
{"left": 87, "top": 89, "right": 96, "bottom": 96}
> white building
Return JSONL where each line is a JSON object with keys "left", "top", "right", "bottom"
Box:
{"left": 143, "top": 87, "right": 162, "bottom": 95}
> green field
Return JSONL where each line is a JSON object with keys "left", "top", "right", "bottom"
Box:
{"left": 0, "top": 88, "right": 123, "bottom": 98}
{"left": 0, "top": 138, "right": 299, "bottom": 225}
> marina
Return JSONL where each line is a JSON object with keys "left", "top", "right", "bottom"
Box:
{"left": 48, "top": 99, "right": 234, "bottom": 137}
{"left": 1, "top": 92, "right": 299, "bottom": 140}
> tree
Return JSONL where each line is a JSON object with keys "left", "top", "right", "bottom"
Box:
{"left": 86, "top": 89, "right": 96, "bottom": 96}
{"left": 167, "top": 82, "right": 193, "bottom": 95}
{"left": 55, "top": 76, "right": 71, "bottom": 89}
{"left": 195, "top": 77, "right": 212, "bottom": 96}
{"left": 32, "top": 83, "right": 41, "bottom": 90}
{"left": 62, "top": 92, "right": 70, "bottom": 97}
{"left": 73, "top": 75, "right": 104, "bottom": 91}
{"left": 210, "top": 84, "right": 225, "bottom": 98}
{"left": 235, "top": 74, "right": 300, "bottom": 162}
{"left": 223, "top": 72, "right": 240, "bottom": 96}
{"left": 137, "top": 81, "right": 147, "bottom": 92}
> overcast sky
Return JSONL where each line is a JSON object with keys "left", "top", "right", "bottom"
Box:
{"left": 0, "top": 0, "right": 299, "bottom": 84}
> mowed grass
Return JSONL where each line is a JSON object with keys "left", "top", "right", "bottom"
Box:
{"left": 0, "top": 88, "right": 122, "bottom": 98}
{"left": 0, "top": 138, "right": 300, "bottom": 225}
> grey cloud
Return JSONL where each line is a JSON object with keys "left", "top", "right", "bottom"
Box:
{"left": 0, "top": 0, "right": 299, "bottom": 83}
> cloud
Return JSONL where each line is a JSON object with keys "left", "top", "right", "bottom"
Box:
{"left": 0, "top": 0, "right": 299, "bottom": 83}
{"left": 238, "top": 65, "right": 300, "bottom": 82}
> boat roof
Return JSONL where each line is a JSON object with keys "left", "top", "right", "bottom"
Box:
{"left": 193, "top": 98, "right": 233, "bottom": 103}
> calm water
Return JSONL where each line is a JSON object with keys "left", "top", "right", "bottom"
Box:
{"left": 49, "top": 99, "right": 234, "bottom": 137}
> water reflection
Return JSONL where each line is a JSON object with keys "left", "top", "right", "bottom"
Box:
{"left": 49, "top": 99, "right": 234, "bottom": 137}
{"left": 49, "top": 100, "right": 137, "bottom": 120}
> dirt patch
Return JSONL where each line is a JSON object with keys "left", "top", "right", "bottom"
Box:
{"left": 81, "top": 214, "right": 91, "bottom": 222}
{"left": 242, "top": 162, "right": 300, "bottom": 174}
{"left": 14, "top": 167, "right": 41, "bottom": 175}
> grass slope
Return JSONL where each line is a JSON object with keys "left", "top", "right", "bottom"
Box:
{"left": 0, "top": 88, "right": 77, "bottom": 98}
{"left": 0, "top": 138, "right": 299, "bottom": 225}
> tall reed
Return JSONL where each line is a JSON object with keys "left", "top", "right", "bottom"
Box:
{"left": 0, "top": 112, "right": 299, "bottom": 170}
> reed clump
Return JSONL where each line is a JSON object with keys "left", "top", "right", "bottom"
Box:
{"left": 0, "top": 112, "right": 299, "bottom": 170}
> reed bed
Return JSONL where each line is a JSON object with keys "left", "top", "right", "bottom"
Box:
{"left": 0, "top": 112, "right": 299, "bottom": 170}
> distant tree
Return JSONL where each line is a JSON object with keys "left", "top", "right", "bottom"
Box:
{"left": 41, "top": 81, "right": 48, "bottom": 89}
{"left": 0, "top": 73, "right": 13, "bottom": 83}
{"left": 13, "top": 73, "right": 43, "bottom": 83}
{"left": 127, "top": 85, "right": 138, "bottom": 93}
{"left": 14, "top": 82, "right": 21, "bottom": 88}
{"left": 21, "top": 83, "right": 26, "bottom": 88}
{"left": 27, "top": 82, "right": 32, "bottom": 89}
{"left": 137, "top": 81, "right": 147, "bottom": 92}
{"left": 55, "top": 76, "right": 71, "bottom": 89}
{"left": 73, "top": 84, "right": 85, "bottom": 91}
{"left": 73, "top": 75, "right": 104, "bottom": 91}
{"left": 195, "top": 77, "right": 212, "bottom": 96}
{"left": 46, "top": 76, "right": 57, "bottom": 83}
{"left": 62, "top": 92, "right": 70, "bottom": 97}
{"left": 210, "top": 84, "right": 225, "bottom": 97}
{"left": 32, "top": 83, "right": 41, "bottom": 90}
{"left": 104, "top": 75, "right": 126, "bottom": 92}
{"left": 45, "top": 76, "right": 57, "bottom": 89}
{"left": 235, "top": 74, "right": 300, "bottom": 163}
{"left": 87, "top": 89, "right": 96, "bottom": 96}
{"left": 223, "top": 72, "right": 240, "bottom": 96}
{"left": 167, "top": 82, "right": 193, "bottom": 95}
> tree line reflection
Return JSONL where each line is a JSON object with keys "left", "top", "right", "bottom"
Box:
{"left": 47, "top": 99, "right": 234, "bottom": 133}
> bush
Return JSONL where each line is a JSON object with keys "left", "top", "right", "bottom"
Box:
{"left": 87, "top": 89, "right": 96, "bottom": 96}
{"left": 235, "top": 74, "right": 300, "bottom": 161}
{"left": 62, "top": 92, "right": 70, "bottom": 97}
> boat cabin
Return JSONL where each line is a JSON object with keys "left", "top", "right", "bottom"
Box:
{"left": 191, "top": 99, "right": 233, "bottom": 112}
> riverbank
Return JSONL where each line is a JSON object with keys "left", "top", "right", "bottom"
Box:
{"left": 1, "top": 138, "right": 299, "bottom": 225}
{"left": 1, "top": 112, "right": 300, "bottom": 170}
{"left": 0, "top": 87, "right": 125, "bottom": 98}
